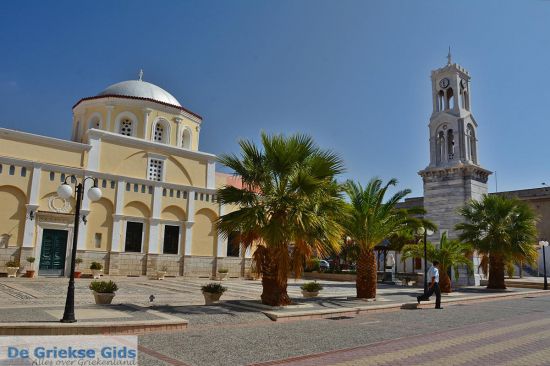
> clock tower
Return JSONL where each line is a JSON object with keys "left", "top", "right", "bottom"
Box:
{"left": 418, "top": 52, "right": 492, "bottom": 284}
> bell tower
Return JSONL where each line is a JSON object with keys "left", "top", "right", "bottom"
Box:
{"left": 419, "top": 53, "right": 492, "bottom": 284}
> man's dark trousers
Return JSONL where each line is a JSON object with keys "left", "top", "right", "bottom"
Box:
{"left": 417, "top": 283, "right": 441, "bottom": 308}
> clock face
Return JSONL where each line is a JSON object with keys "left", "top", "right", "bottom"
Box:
{"left": 439, "top": 78, "right": 450, "bottom": 89}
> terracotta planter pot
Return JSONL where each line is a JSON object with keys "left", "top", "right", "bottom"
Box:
{"left": 25, "top": 270, "right": 35, "bottom": 278}
{"left": 92, "top": 291, "right": 115, "bottom": 305}
{"left": 6, "top": 267, "right": 19, "bottom": 278}
{"left": 91, "top": 269, "right": 102, "bottom": 279}
{"left": 301, "top": 290, "right": 319, "bottom": 298}
{"left": 74, "top": 271, "right": 82, "bottom": 278}
{"left": 202, "top": 291, "right": 223, "bottom": 305}
{"left": 157, "top": 271, "right": 166, "bottom": 280}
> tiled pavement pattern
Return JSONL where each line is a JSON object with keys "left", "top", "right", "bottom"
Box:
{"left": 254, "top": 313, "right": 550, "bottom": 366}
{"left": 0, "top": 277, "right": 368, "bottom": 306}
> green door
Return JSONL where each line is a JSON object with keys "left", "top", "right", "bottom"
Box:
{"left": 39, "top": 229, "right": 68, "bottom": 276}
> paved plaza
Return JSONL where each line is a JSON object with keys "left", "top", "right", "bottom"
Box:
{"left": 137, "top": 295, "right": 550, "bottom": 366}
{"left": 1, "top": 277, "right": 549, "bottom": 365}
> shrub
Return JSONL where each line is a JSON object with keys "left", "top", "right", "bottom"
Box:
{"left": 159, "top": 265, "right": 168, "bottom": 272}
{"left": 300, "top": 281, "right": 323, "bottom": 292}
{"left": 5, "top": 260, "right": 18, "bottom": 268}
{"left": 201, "top": 283, "right": 227, "bottom": 294}
{"left": 75, "top": 257, "right": 83, "bottom": 265}
{"left": 217, "top": 268, "right": 229, "bottom": 273}
{"left": 89, "top": 280, "right": 118, "bottom": 293}
{"left": 26, "top": 257, "right": 36, "bottom": 264}
{"left": 90, "top": 262, "right": 103, "bottom": 270}
{"left": 305, "top": 258, "right": 320, "bottom": 272}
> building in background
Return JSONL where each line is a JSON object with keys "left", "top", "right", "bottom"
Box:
{"left": 0, "top": 73, "right": 250, "bottom": 278}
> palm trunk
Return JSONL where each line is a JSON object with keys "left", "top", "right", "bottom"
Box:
{"left": 261, "top": 274, "right": 291, "bottom": 306}
{"left": 356, "top": 249, "right": 377, "bottom": 299}
{"left": 259, "top": 248, "right": 291, "bottom": 306}
{"left": 440, "top": 269, "right": 452, "bottom": 293}
{"left": 488, "top": 253, "right": 506, "bottom": 289}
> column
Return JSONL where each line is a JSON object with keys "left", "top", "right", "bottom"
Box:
{"left": 87, "top": 135, "right": 101, "bottom": 171}
{"left": 184, "top": 190, "right": 195, "bottom": 256}
{"left": 147, "top": 186, "right": 162, "bottom": 254}
{"left": 175, "top": 117, "right": 183, "bottom": 147}
{"left": 111, "top": 180, "right": 125, "bottom": 252}
{"left": 22, "top": 166, "right": 41, "bottom": 248}
{"left": 206, "top": 160, "right": 216, "bottom": 190}
{"left": 143, "top": 108, "right": 152, "bottom": 140}
{"left": 196, "top": 125, "right": 201, "bottom": 149}
{"left": 106, "top": 105, "right": 114, "bottom": 132}
{"left": 216, "top": 203, "right": 227, "bottom": 257}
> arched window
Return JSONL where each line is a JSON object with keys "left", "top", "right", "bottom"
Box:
{"left": 151, "top": 119, "right": 171, "bottom": 144}
{"left": 115, "top": 112, "right": 138, "bottom": 137}
{"left": 446, "top": 88, "right": 454, "bottom": 110}
{"left": 154, "top": 123, "right": 164, "bottom": 142}
{"left": 447, "top": 129, "right": 454, "bottom": 160}
{"left": 437, "top": 90, "right": 444, "bottom": 112}
{"left": 88, "top": 115, "right": 101, "bottom": 130}
{"left": 466, "top": 124, "right": 476, "bottom": 163}
{"left": 436, "top": 131, "right": 445, "bottom": 164}
{"left": 182, "top": 128, "right": 191, "bottom": 149}
{"left": 119, "top": 118, "right": 133, "bottom": 136}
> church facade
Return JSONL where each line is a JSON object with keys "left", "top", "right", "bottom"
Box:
{"left": 0, "top": 75, "right": 249, "bottom": 278}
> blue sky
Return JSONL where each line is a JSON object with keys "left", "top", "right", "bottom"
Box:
{"left": 1, "top": 0, "right": 549, "bottom": 197}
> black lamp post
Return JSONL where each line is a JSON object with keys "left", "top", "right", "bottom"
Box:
{"left": 539, "top": 240, "right": 549, "bottom": 291}
{"left": 57, "top": 175, "right": 102, "bottom": 323}
{"left": 417, "top": 226, "right": 434, "bottom": 294}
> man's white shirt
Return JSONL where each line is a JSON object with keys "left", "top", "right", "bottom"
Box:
{"left": 428, "top": 266, "right": 439, "bottom": 283}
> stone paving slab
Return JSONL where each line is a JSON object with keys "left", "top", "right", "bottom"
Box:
{"left": 0, "top": 304, "right": 188, "bottom": 335}
{"left": 227, "top": 288, "right": 550, "bottom": 321}
{"left": 247, "top": 311, "right": 550, "bottom": 366}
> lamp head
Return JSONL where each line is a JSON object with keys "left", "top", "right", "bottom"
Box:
{"left": 539, "top": 240, "right": 549, "bottom": 248}
{"left": 416, "top": 227, "right": 425, "bottom": 235}
{"left": 57, "top": 183, "right": 73, "bottom": 199}
{"left": 87, "top": 186, "right": 102, "bottom": 202}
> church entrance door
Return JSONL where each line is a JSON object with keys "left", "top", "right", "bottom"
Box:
{"left": 39, "top": 229, "right": 68, "bottom": 276}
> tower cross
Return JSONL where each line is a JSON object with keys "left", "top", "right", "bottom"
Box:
{"left": 447, "top": 47, "right": 452, "bottom": 65}
{"left": 138, "top": 69, "right": 144, "bottom": 81}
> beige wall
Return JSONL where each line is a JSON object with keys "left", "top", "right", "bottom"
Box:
{"left": 0, "top": 184, "right": 27, "bottom": 247}
{"left": 192, "top": 207, "right": 218, "bottom": 256}
{"left": 0, "top": 138, "right": 84, "bottom": 168}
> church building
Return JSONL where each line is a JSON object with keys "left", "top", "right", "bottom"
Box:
{"left": 0, "top": 73, "right": 249, "bottom": 278}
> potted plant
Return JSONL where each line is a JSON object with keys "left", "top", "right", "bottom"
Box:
{"left": 217, "top": 268, "right": 229, "bottom": 280}
{"left": 201, "top": 282, "right": 227, "bottom": 305}
{"left": 5, "top": 260, "right": 19, "bottom": 278}
{"left": 25, "top": 257, "right": 36, "bottom": 278}
{"left": 157, "top": 265, "right": 168, "bottom": 280}
{"left": 74, "top": 257, "right": 83, "bottom": 278}
{"left": 90, "top": 261, "right": 103, "bottom": 279}
{"left": 300, "top": 281, "right": 323, "bottom": 298}
{"left": 89, "top": 280, "right": 118, "bottom": 305}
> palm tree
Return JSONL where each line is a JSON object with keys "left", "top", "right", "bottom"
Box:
{"left": 343, "top": 178, "right": 419, "bottom": 299}
{"left": 401, "top": 233, "right": 473, "bottom": 293}
{"left": 216, "top": 133, "right": 345, "bottom": 306}
{"left": 456, "top": 195, "right": 538, "bottom": 289}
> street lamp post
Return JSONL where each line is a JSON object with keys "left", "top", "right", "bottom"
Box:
{"left": 539, "top": 240, "right": 549, "bottom": 291}
{"left": 417, "top": 226, "right": 434, "bottom": 294}
{"left": 57, "top": 176, "right": 102, "bottom": 323}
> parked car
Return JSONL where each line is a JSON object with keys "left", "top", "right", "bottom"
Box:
{"left": 319, "top": 260, "right": 330, "bottom": 271}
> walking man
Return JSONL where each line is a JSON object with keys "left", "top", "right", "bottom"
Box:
{"left": 417, "top": 260, "right": 442, "bottom": 309}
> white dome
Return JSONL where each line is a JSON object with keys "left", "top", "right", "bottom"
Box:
{"left": 98, "top": 80, "right": 181, "bottom": 107}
